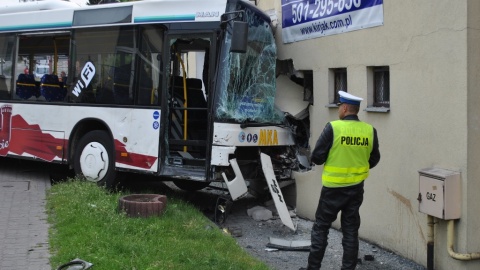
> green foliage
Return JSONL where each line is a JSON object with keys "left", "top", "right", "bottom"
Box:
{"left": 47, "top": 180, "right": 271, "bottom": 270}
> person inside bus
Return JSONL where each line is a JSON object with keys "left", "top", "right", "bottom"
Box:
{"left": 59, "top": 71, "right": 67, "bottom": 83}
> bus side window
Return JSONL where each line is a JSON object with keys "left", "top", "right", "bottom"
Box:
{"left": 73, "top": 27, "right": 135, "bottom": 105}
{"left": 0, "top": 76, "right": 9, "bottom": 99}
{"left": 112, "top": 63, "right": 133, "bottom": 104}
{"left": 136, "top": 62, "right": 153, "bottom": 105}
{"left": 0, "top": 33, "right": 13, "bottom": 100}
{"left": 136, "top": 26, "right": 163, "bottom": 106}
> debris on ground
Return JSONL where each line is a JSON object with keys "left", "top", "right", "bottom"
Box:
{"left": 266, "top": 237, "right": 311, "bottom": 251}
{"left": 247, "top": 206, "right": 273, "bottom": 221}
{"left": 56, "top": 258, "right": 93, "bottom": 270}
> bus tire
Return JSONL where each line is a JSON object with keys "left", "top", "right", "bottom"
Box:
{"left": 74, "top": 130, "right": 117, "bottom": 189}
{"left": 172, "top": 180, "right": 210, "bottom": 191}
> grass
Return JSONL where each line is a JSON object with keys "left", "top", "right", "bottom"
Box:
{"left": 46, "top": 179, "right": 271, "bottom": 270}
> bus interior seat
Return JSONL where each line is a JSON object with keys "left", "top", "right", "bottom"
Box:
{"left": 171, "top": 76, "right": 206, "bottom": 107}
{"left": 40, "top": 74, "right": 66, "bottom": 101}
{"left": 16, "top": 74, "right": 38, "bottom": 100}
{"left": 185, "top": 78, "right": 207, "bottom": 127}
{"left": 169, "top": 76, "right": 207, "bottom": 156}
{"left": 185, "top": 78, "right": 207, "bottom": 155}
{"left": 170, "top": 76, "right": 207, "bottom": 140}
{"left": 171, "top": 76, "right": 184, "bottom": 98}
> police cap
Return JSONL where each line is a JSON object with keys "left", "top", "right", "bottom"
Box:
{"left": 338, "top": 90, "right": 363, "bottom": 106}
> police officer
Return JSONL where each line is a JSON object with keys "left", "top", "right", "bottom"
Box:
{"left": 305, "top": 90, "right": 381, "bottom": 270}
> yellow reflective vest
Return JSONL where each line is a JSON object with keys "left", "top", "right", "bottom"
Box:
{"left": 322, "top": 120, "right": 374, "bottom": 188}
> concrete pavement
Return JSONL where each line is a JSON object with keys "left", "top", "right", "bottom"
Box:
{"left": 0, "top": 158, "right": 51, "bottom": 270}
{"left": 0, "top": 157, "right": 426, "bottom": 270}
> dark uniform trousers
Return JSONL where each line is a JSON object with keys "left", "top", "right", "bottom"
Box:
{"left": 307, "top": 182, "right": 364, "bottom": 270}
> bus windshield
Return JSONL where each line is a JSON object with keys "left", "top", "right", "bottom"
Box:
{"left": 215, "top": 4, "right": 283, "bottom": 124}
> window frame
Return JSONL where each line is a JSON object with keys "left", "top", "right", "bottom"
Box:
{"left": 366, "top": 66, "right": 390, "bottom": 112}
{"left": 373, "top": 66, "right": 390, "bottom": 108}
{"left": 329, "top": 67, "right": 347, "bottom": 105}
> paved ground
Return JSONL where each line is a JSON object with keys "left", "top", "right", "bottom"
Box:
{"left": 0, "top": 158, "right": 426, "bottom": 270}
{"left": 0, "top": 158, "right": 51, "bottom": 270}
{"left": 175, "top": 186, "right": 427, "bottom": 270}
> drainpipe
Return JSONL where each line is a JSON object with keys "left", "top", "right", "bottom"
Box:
{"left": 447, "top": 220, "right": 480, "bottom": 260}
{"left": 427, "top": 215, "right": 435, "bottom": 270}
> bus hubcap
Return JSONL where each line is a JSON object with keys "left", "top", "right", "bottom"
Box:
{"left": 80, "top": 142, "right": 108, "bottom": 182}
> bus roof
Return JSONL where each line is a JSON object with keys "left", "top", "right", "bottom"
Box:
{"left": 0, "top": 0, "right": 229, "bottom": 33}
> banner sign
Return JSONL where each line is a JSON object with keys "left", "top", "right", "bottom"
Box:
{"left": 281, "top": 0, "right": 384, "bottom": 43}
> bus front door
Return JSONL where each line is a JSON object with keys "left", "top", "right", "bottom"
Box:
{"left": 163, "top": 36, "right": 212, "bottom": 184}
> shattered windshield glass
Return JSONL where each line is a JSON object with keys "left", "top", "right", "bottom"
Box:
{"left": 215, "top": 4, "right": 284, "bottom": 123}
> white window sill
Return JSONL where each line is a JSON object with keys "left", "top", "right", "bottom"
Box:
{"left": 365, "top": 106, "right": 390, "bottom": 113}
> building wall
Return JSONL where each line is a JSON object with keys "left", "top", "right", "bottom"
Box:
{"left": 465, "top": 1, "right": 480, "bottom": 270}
{"left": 258, "top": 0, "right": 480, "bottom": 269}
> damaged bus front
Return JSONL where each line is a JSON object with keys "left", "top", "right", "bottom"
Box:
{"left": 164, "top": 1, "right": 305, "bottom": 211}
{"left": 210, "top": 4, "right": 302, "bottom": 204}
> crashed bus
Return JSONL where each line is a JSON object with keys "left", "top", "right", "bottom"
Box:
{"left": 0, "top": 0, "right": 309, "bottom": 229}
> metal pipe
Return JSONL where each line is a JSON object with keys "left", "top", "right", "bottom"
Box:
{"left": 427, "top": 215, "right": 435, "bottom": 270}
{"left": 447, "top": 220, "right": 480, "bottom": 260}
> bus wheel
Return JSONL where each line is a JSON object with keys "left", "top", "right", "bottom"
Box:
{"left": 172, "top": 180, "right": 210, "bottom": 191}
{"left": 74, "top": 130, "right": 116, "bottom": 189}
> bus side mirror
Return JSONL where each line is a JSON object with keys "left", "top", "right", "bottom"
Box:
{"left": 230, "top": 21, "right": 248, "bottom": 53}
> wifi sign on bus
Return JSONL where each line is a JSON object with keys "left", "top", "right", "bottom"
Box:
{"left": 72, "top": 61, "right": 96, "bottom": 97}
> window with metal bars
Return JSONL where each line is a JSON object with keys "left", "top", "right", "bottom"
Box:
{"left": 373, "top": 67, "right": 390, "bottom": 107}
{"left": 303, "top": 70, "right": 313, "bottom": 104}
{"left": 333, "top": 68, "right": 347, "bottom": 104}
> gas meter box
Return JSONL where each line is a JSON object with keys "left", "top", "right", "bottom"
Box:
{"left": 418, "top": 168, "right": 461, "bottom": 220}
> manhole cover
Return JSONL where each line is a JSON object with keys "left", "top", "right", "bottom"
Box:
{"left": 118, "top": 194, "right": 167, "bottom": 218}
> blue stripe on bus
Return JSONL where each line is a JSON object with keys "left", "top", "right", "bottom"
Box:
{"left": 0, "top": 15, "right": 196, "bottom": 31}
{"left": 0, "top": 22, "right": 72, "bottom": 32}
{"left": 134, "top": 14, "right": 195, "bottom": 23}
